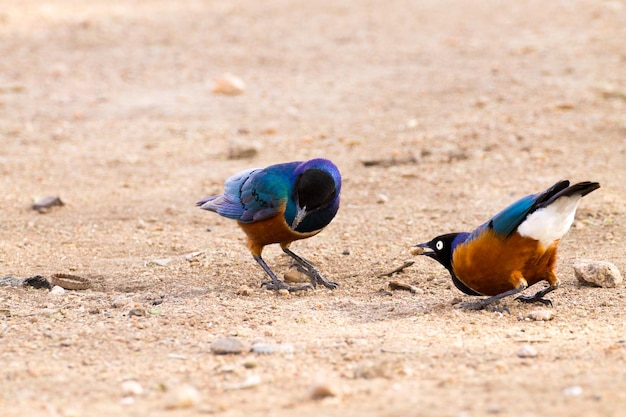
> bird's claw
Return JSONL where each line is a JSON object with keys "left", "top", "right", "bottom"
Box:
{"left": 316, "top": 276, "right": 339, "bottom": 290}
{"left": 516, "top": 295, "right": 553, "bottom": 307}
{"left": 294, "top": 265, "right": 338, "bottom": 290}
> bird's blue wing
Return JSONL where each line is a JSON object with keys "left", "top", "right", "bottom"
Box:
{"left": 466, "top": 181, "right": 572, "bottom": 240}
{"left": 197, "top": 167, "right": 290, "bottom": 222}
{"left": 465, "top": 194, "right": 537, "bottom": 241}
{"left": 487, "top": 194, "right": 537, "bottom": 237}
{"left": 484, "top": 180, "right": 571, "bottom": 238}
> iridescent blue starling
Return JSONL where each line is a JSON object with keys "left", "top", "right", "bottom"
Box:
{"left": 197, "top": 158, "right": 341, "bottom": 292}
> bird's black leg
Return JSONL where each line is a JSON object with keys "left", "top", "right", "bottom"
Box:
{"left": 460, "top": 285, "right": 526, "bottom": 311}
{"left": 253, "top": 255, "right": 312, "bottom": 292}
{"left": 282, "top": 248, "right": 338, "bottom": 290}
{"left": 516, "top": 285, "right": 556, "bottom": 307}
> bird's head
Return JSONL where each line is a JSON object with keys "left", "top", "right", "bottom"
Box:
{"left": 414, "top": 232, "right": 467, "bottom": 274}
{"left": 415, "top": 232, "right": 482, "bottom": 296}
{"left": 290, "top": 159, "right": 341, "bottom": 232}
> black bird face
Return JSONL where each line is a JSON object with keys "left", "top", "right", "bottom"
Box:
{"left": 295, "top": 169, "right": 336, "bottom": 210}
{"left": 291, "top": 168, "right": 337, "bottom": 230}
{"left": 415, "top": 232, "right": 481, "bottom": 296}
{"left": 414, "top": 233, "right": 460, "bottom": 274}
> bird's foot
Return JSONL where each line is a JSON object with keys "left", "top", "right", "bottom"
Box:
{"left": 516, "top": 294, "right": 553, "bottom": 307}
{"left": 315, "top": 275, "right": 339, "bottom": 290}
{"left": 294, "top": 265, "right": 338, "bottom": 290}
{"left": 260, "top": 280, "right": 312, "bottom": 292}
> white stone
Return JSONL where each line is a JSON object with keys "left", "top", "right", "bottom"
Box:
{"left": 574, "top": 260, "right": 622, "bottom": 288}
{"left": 49, "top": 286, "right": 65, "bottom": 296}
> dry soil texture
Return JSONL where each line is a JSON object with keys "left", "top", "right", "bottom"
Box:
{"left": 1, "top": 1, "right": 625, "bottom": 416}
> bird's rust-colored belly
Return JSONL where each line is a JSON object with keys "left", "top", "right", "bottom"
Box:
{"left": 452, "top": 230, "right": 559, "bottom": 296}
{"left": 239, "top": 215, "right": 320, "bottom": 257}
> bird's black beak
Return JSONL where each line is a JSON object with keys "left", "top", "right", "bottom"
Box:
{"left": 414, "top": 242, "right": 437, "bottom": 259}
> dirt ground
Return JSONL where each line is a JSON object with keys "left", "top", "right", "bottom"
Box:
{"left": 1, "top": 0, "right": 625, "bottom": 416}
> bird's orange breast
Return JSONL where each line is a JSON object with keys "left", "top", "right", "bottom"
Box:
{"left": 238, "top": 214, "right": 320, "bottom": 257}
{"left": 452, "top": 229, "right": 559, "bottom": 296}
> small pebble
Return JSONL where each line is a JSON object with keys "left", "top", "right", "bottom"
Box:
{"left": 120, "top": 396, "right": 135, "bottom": 406}
{"left": 474, "top": 96, "right": 490, "bottom": 108}
{"left": 406, "top": 118, "right": 419, "bottom": 128}
{"left": 260, "top": 123, "right": 278, "bottom": 135}
{"left": 310, "top": 383, "right": 336, "bottom": 400}
{"left": 526, "top": 309, "right": 554, "bottom": 321}
{"left": 251, "top": 342, "right": 295, "bottom": 354}
{"left": 563, "top": 385, "right": 583, "bottom": 397}
{"left": 185, "top": 251, "right": 205, "bottom": 260}
{"left": 149, "top": 258, "right": 172, "bottom": 267}
{"left": 112, "top": 296, "right": 132, "bottom": 308}
{"left": 32, "top": 196, "right": 64, "bottom": 213}
{"left": 277, "top": 288, "right": 290, "bottom": 297}
{"left": 376, "top": 194, "right": 389, "bottom": 204}
{"left": 227, "top": 138, "right": 260, "bottom": 159}
{"left": 386, "top": 280, "right": 422, "bottom": 294}
{"left": 210, "top": 337, "right": 250, "bottom": 355}
{"left": 128, "top": 308, "right": 146, "bottom": 317}
{"left": 224, "top": 375, "right": 261, "bottom": 390}
{"left": 48, "top": 286, "right": 65, "bottom": 296}
{"left": 121, "top": 380, "right": 144, "bottom": 396}
{"left": 410, "top": 246, "right": 425, "bottom": 256}
{"left": 573, "top": 260, "right": 622, "bottom": 288}
{"left": 212, "top": 73, "right": 246, "bottom": 95}
{"left": 516, "top": 344, "right": 538, "bottom": 358}
{"left": 165, "top": 384, "right": 201, "bottom": 409}
{"left": 284, "top": 269, "right": 309, "bottom": 284}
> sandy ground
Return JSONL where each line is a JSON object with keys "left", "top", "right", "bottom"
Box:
{"left": 1, "top": 0, "right": 626, "bottom": 416}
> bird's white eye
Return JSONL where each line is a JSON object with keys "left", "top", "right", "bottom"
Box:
{"left": 435, "top": 240, "right": 444, "bottom": 251}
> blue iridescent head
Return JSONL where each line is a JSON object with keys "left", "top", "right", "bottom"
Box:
{"left": 289, "top": 159, "right": 341, "bottom": 233}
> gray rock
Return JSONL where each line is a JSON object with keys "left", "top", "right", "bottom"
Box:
{"left": 210, "top": 337, "right": 250, "bottom": 355}
{"left": 0, "top": 275, "right": 51, "bottom": 289}
{"left": 32, "top": 196, "right": 64, "bottom": 213}
{"left": 516, "top": 344, "right": 538, "bottom": 358}
{"left": 573, "top": 260, "right": 623, "bottom": 288}
{"left": 111, "top": 295, "right": 132, "bottom": 308}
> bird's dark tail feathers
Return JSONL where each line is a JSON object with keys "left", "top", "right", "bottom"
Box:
{"left": 535, "top": 180, "right": 599, "bottom": 210}
{"left": 550, "top": 181, "right": 600, "bottom": 202}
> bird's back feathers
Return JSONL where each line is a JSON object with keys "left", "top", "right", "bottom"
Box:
{"left": 197, "top": 159, "right": 342, "bottom": 232}
{"left": 197, "top": 165, "right": 295, "bottom": 223}
{"left": 486, "top": 180, "right": 570, "bottom": 238}
{"left": 469, "top": 180, "right": 599, "bottom": 245}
